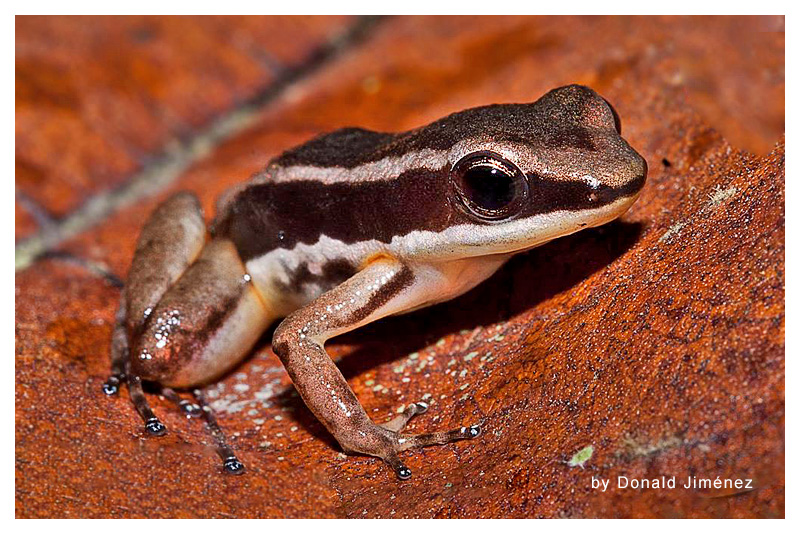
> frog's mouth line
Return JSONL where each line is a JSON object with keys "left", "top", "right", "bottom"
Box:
{"left": 398, "top": 191, "right": 643, "bottom": 262}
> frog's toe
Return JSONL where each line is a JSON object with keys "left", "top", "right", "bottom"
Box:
{"left": 145, "top": 417, "right": 167, "bottom": 436}
{"left": 102, "top": 374, "right": 123, "bottom": 396}
{"left": 395, "top": 422, "right": 482, "bottom": 452}
{"left": 383, "top": 453, "right": 413, "bottom": 480}
{"left": 223, "top": 456, "right": 246, "bottom": 475}
{"left": 380, "top": 401, "right": 430, "bottom": 432}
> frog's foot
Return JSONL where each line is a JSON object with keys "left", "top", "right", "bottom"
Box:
{"left": 380, "top": 418, "right": 482, "bottom": 480}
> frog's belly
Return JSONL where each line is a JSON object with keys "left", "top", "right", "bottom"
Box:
{"left": 244, "top": 235, "right": 386, "bottom": 317}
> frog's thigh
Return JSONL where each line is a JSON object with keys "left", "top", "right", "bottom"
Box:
{"left": 106, "top": 192, "right": 206, "bottom": 394}
{"left": 131, "top": 238, "right": 273, "bottom": 388}
{"left": 272, "top": 258, "right": 440, "bottom": 452}
{"left": 125, "top": 192, "right": 207, "bottom": 335}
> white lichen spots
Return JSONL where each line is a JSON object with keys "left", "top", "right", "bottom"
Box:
{"left": 447, "top": 358, "right": 457, "bottom": 367}
{"left": 152, "top": 310, "right": 181, "bottom": 350}
{"left": 464, "top": 351, "right": 478, "bottom": 361}
{"left": 396, "top": 404, "right": 405, "bottom": 414}
{"left": 139, "top": 350, "right": 152, "bottom": 360}
{"left": 460, "top": 393, "right": 470, "bottom": 401}
{"left": 568, "top": 445, "right": 594, "bottom": 468}
{"left": 422, "top": 393, "right": 432, "bottom": 400}
{"left": 274, "top": 415, "right": 283, "bottom": 421}
{"left": 659, "top": 220, "right": 687, "bottom": 243}
{"left": 436, "top": 338, "right": 446, "bottom": 347}
{"left": 459, "top": 383, "right": 470, "bottom": 391}
{"left": 258, "top": 441, "right": 272, "bottom": 449}
{"left": 337, "top": 452, "right": 347, "bottom": 459}
{"left": 233, "top": 383, "right": 250, "bottom": 393}
{"left": 253, "top": 418, "right": 265, "bottom": 425}
{"left": 291, "top": 426, "right": 298, "bottom": 432}
{"left": 248, "top": 409, "right": 258, "bottom": 416}
{"left": 707, "top": 184, "right": 738, "bottom": 208}
{"left": 364, "top": 379, "right": 375, "bottom": 386}
{"left": 409, "top": 352, "right": 419, "bottom": 360}
{"left": 277, "top": 456, "right": 285, "bottom": 461}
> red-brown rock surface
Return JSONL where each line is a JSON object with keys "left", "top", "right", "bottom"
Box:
{"left": 15, "top": 15, "right": 784, "bottom": 518}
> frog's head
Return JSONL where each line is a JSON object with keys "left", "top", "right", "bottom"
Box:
{"left": 410, "top": 84, "right": 647, "bottom": 259}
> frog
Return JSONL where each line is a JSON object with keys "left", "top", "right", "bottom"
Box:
{"left": 103, "top": 84, "right": 647, "bottom": 480}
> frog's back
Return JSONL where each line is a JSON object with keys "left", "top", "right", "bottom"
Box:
{"left": 211, "top": 127, "right": 450, "bottom": 313}
{"left": 213, "top": 125, "right": 457, "bottom": 265}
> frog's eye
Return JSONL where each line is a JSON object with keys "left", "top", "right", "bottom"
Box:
{"left": 450, "top": 152, "right": 529, "bottom": 221}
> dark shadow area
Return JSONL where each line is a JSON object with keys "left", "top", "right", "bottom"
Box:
{"left": 335, "top": 220, "right": 644, "bottom": 379}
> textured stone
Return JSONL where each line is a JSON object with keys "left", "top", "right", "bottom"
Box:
{"left": 15, "top": 15, "right": 352, "bottom": 218}
{"left": 16, "top": 15, "right": 784, "bottom": 518}
{"left": 15, "top": 200, "right": 38, "bottom": 242}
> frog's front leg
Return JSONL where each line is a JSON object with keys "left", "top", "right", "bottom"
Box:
{"left": 272, "top": 257, "right": 481, "bottom": 480}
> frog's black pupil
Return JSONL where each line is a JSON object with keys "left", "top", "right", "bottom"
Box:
{"left": 462, "top": 165, "right": 515, "bottom": 211}
{"left": 452, "top": 152, "right": 528, "bottom": 220}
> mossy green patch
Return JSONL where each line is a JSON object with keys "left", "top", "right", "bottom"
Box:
{"left": 568, "top": 445, "right": 594, "bottom": 468}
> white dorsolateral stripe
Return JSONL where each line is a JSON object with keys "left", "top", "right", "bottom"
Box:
{"left": 256, "top": 148, "right": 450, "bottom": 185}
{"left": 245, "top": 194, "right": 637, "bottom": 305}
{"left": 250, "top": 138, "right": 552, "bottom": 185}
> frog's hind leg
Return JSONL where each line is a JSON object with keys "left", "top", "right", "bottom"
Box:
{"left": 102, "top": 293, "right": 130, "bottom": 396}
{"left": 129, "top": 237, "right": 273, "bottom": 472}
{"left": 104, "top": 192, "right": 207, "bottom": 433}
{"left": 127, "top": 373, "right": 167, "bottom": 435}
{"left": 193, "top": 389, "right": 245, "bottom": 475}
{"left": 159, "top": 386, "right": 202, "bottom": 418}
{"left": 158, "top": 386, "right": 244, "bottom": 474}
